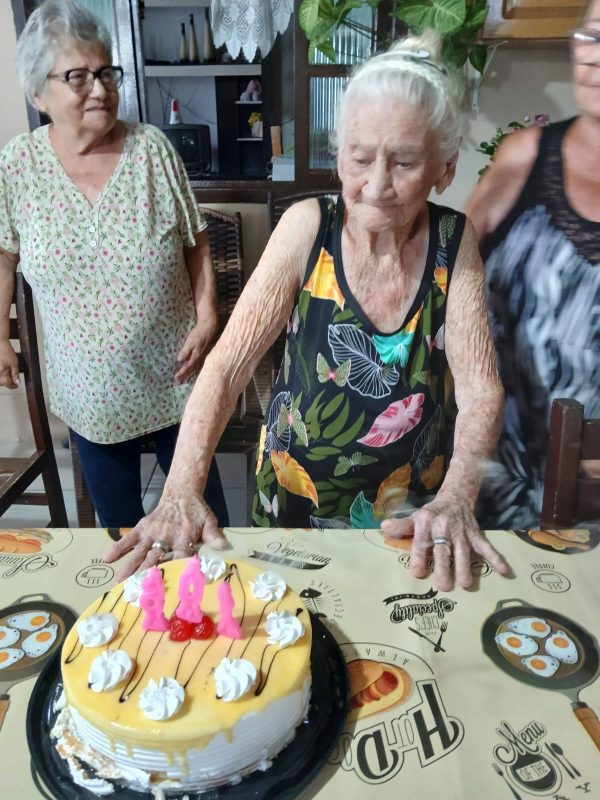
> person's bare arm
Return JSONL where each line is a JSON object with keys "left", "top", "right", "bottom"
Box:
{"left": 104, "top": 199, "right": 322, "bottom": 579}
{"left": 175, "top": 229, "right": 218, "bottom": 383}
{"left": 0, "top": 248, "right": 20, "bottom": 389}
{"left": 464, "top": 126, "right": 540, "bottom": 241}
{"left": 382, "top": 220, "right": 509, "bottom": 590}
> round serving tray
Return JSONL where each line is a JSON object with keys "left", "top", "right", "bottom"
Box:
{"left": 27, "top": 613, "right": 348, "bottom": 800}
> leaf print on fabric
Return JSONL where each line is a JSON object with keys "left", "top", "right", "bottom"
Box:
{"left": 258, "top": 490, "right": 279, "bottom": 518}
{"left": 412, "top": 405, "right": 442, "bottom": 472}
{"left": 316, "top": 352, "right": 351, "bottom": 386}
{"left": 358, "top": 393, "right": 424, "bottom": 448}
{"left": 350, "top": 492, "right": 379, "bottom": 529}
{"left": 271, "top": 450, "right": 319, "bottom": 506}
{"left": 265, "top": 391, "right": 291, "bottom": 453}
{"left": 328, "top": 324, "right": 399, "bottom": 399}
{"left": 434, "top": 266, "right": 447, "bottom": 295}
{"left": 255, "top": 424, "right": 267, "bottom": 474}
{"left": 420, "top": 454, "right": 445, "bottom": 490}
{"left": 372, "top": 329, "right": 415, "bottom": 367}
{"left": 310, "top": 515, "right": 352, "bottom": 530}
{"left": 277, "top": 403, "right": 309, "bottom": 447}
{"left": 303, "top": 248, "right": 345, "bottom": 309}
{"left": 334, "top": 451, "right": 378, "bottom": 477}
{"left": 439, "top": 214, "right": 456, "bottom": 248}
{"left": 287, "top": 305, "right": 300, "bottom": 335}
{"left": 373, "top": 465, "right": 412, "bottom": 518}
{"left": 426, "top": 324, "right": 445, "bottom": 353}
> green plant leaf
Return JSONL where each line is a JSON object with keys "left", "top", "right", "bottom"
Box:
{"left": 298, "top": 0, "right": 321, "bottom": 35}
{"left": 394, "top": 0, "right": 467, "bottom": 35}
{"left": 468, "top": 43, "right": 487, "bottom": 74}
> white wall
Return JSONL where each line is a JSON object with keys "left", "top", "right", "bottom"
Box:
{"left": 442, "top": 43, "right": 576, "bottom": 209}
{"left": 0, "top": 0, "right": 579, "bottom": 443}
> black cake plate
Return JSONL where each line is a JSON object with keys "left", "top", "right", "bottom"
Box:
{"left": 27, "top": 613, "right": 348, "bottom": 800}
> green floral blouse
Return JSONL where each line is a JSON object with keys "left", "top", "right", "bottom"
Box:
{"left": 0, "top": 123, "right": 206, "bottom": 444}
{"left": 253, "top": 195, "right": 465, "bottom": 529}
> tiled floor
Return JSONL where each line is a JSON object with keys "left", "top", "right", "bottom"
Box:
{"left": 0, "top": 427, "right": 251, "bottom": 528}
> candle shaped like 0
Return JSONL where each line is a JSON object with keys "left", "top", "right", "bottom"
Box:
{"left": 140, "top": 567, "right": 170, "bottom": 631}
{"left": 177, "top": 557, "right": 205, "bottom": 623}
{"left": 217, "top": 576, "right": 242, "bottom": 639}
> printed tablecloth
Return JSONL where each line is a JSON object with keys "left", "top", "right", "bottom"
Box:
{"left": 1, "top": 525, "right": 599, "bottom": 800}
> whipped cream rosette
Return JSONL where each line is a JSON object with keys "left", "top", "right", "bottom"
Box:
{"left": 265, "top": 610, "right": 304, "bottom": 648}
{"left": 250, "top": 571, "right": 286, "bottom": 602}
{"left": 139, "top": 677, "right": 185, "bottom": 721}
{"left": 123, "top": 569, "right": 150, "bottom": 606}
{"left": 88, "top": 650, "right": 134, "bottom": 692}
{"left": 214, "top": 657, "right": 257, "bottom": 701}
{"left": 200, "top": 554, "right": 227, "bottom": 581}
{"left": 77, "top": 613, "right": 118, "bottom": 648}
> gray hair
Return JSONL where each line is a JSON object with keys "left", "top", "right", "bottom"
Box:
{"left": 333, "top": 30, "right": 462, "bottom": 164}
{"left": 15, "top": 0, "right": 113, "bottom": 106}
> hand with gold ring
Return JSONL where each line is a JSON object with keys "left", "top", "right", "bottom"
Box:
{"left": 381, "top": 497, "right": 509, "bottom": 591}
{"left": 102, "top": 490, "right": 228, "bottom": 581}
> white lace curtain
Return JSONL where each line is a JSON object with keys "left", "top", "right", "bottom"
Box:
{"left": 211, "top": 0, "right": 293, "bottom": 62}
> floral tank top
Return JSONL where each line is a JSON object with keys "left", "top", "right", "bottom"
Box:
{"left": 252, "top": 195, "right": 465, "bottom": 529}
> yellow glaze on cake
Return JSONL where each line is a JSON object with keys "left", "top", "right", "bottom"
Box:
{"left": 61, "top": 559, "right": 312, "bottom": 760}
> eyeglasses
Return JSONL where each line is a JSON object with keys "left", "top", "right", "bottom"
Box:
{"left": 46, "top": 65, "right": 124, "bottom": 95}
{"left": 570, "top": 28, "right": 600, "bottom": 45}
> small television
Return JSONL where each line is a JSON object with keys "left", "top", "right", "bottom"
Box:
{"left": 160, "top": 124, "right": 211, "bottom": 174}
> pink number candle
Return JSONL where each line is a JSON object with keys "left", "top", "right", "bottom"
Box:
{"left": 177, "top": 557, "right": 205, "bottom": 623}
{"left": 216, "top": 578, "right": 242, "bottom": 639}
{"left": 140, "top": 566, "right": 169, "bottom": 631}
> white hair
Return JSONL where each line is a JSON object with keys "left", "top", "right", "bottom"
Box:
{"left": 333, "top": 30, "right": 463, "bottom": 164}
{"left": 15, "top": 0, "right": 113, "bottom": 106}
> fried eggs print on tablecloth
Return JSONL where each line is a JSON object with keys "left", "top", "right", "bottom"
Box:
{"left": 521, "top": 655, "right": 560, "bottom": 677}
{"left": 507, "top": 617, "right": 551, "bottom": 638}
{"left": 495, "top": 632, "right": 538, "bottom": 656}
{"left": 545, "top": 630, "right": 579, "bottom": 664}
{"left": 6, "top": 611, "right": 50, "bottom": 631}
{"left": 0, "top": 626, "right": 20, "bottom": 647}
{"left": 0, "top": 648, "right": 25, "bottom": 669}
{"left": 21, "top": 624, "right": 58, "bottom": 657}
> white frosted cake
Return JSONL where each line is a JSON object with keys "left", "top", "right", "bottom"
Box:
{"left": 52, "top": 556, "right": 312, "bottom": 795}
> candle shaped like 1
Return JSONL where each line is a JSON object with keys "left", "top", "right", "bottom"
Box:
{"left": 140, "top": 567, "right": 170, "bottom": 631}
{"left": 216, "top": 577, "right": 242, "bottom": 639}
{"left": 177, "top": 557, "right": 205, "bottom": 623}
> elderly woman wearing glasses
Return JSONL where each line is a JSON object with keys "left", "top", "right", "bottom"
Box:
{"left": 0, "top": 0, "right": 228, "bottom": 531}
{"left": 465, "top": 0, "right": 600, "bottom": 530}
{"left": 106, "top": 31, "right": 511, "bottom": 591}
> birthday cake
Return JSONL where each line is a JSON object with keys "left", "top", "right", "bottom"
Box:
{"left": 51, "top": 556, "right": 312, "bottom": 795}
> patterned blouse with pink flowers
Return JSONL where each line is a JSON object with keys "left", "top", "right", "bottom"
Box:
{"left": 0, "top": 122, "right": 207, "bottom": 443}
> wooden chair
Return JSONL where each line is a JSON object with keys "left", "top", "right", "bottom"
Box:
{"left": 70, "top": 207, "right": 263, "bottom": 527}
{"left": 541, "top": 398, "right": 600, "bottom": 528}
{"left": 0, "top": 273, "right": 68, "bottom": 526}
{"left": 267, "top": 189, "right": 337, "bottom": 235}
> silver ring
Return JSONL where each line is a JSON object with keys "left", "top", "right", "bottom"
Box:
{"left": 432, "top": 536, "right": 451, "bottom": 548}
{"left": 151, "top": 539, "right": 170, "bottom": 555}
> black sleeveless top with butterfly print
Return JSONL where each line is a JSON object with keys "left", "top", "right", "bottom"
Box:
{"left": 252, "top": 195, "right": 465, "bottom": 529}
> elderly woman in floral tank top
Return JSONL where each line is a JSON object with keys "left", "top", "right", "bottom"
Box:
{"left": 106, "top": 31, "right": 510, "bottom": 591}
{"left": 0, "top": 1, "right": 228, "bottom": 530}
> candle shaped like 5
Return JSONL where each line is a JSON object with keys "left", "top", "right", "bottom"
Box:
{"left": 140, "top": 567, "right": 169, "bottom": 631}
{"left": 177, "top": 557, "right": 205, "bottom": 623}
{"left": 217, "top": 577, "right": 242, "bottom": 639}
